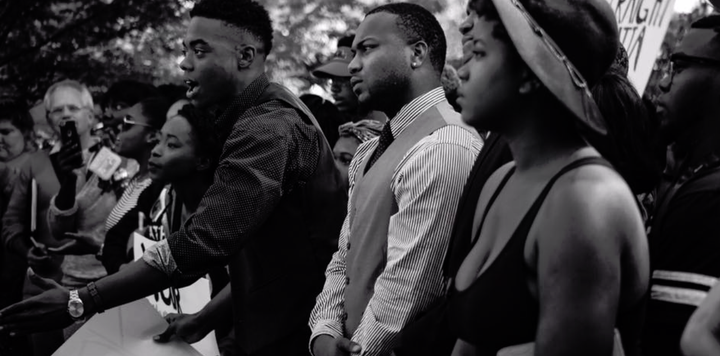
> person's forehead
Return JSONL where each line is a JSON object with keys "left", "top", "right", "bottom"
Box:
{"left": 354, "top": 12, "right": 402, "bottom": 45}
{"left": 50, "top": 87, "right": 84, "bottom": 107}
{"left": 164, "top": 116, "right": 193, "bottom": 138}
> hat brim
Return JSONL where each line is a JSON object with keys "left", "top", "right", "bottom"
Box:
{"left": 312, "top": 60, "right": 351, "bottom": 78}
{"left": 492, "top": 0, "right": 607, "bottom": 136}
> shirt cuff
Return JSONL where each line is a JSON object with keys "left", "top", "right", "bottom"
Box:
{"left": 49, "top": 195, "right": 78, "bottom": 217}
{"left": 142, "top": 239, "right": 177, "bottom": 277}
{"left": 309, "top": 321, "right": 344, "bottom": 356}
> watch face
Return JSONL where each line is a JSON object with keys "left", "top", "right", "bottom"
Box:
{"left": 68, "top": 300, "right": 84, "bottom": 318}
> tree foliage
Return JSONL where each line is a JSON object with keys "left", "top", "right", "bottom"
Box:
{"left": 0, "top": 0, "right": 190, "bottom": 106}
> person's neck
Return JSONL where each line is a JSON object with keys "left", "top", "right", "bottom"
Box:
{"left": 131, "top": 150, "right": 152, "bottom": 178}
{"left": 209, "top": 70, "right": 265, "bottom": 116}
{"left": 79, "top": 132, "right": 93, "bottom": 151}
{"left": 173, "top": 174, "right": 211, "bottom": 213}
{"left": 381, "top": 79, "right": 440, "bottom": 119}
{"left": 503, "top": 112, "right": 588, "bottom": 174}
{"left": 673, "top": 121, "right": 720, "bottom": 169}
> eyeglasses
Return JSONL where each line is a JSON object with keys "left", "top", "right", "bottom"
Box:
{"left": 663, "top": 54, "right": 720, "bottom": 86}
{"left": 47, "top": 104, "right": 89, "bottom": 119}
{"left": 122, "top": 116, "right": 155, "bottom": 132}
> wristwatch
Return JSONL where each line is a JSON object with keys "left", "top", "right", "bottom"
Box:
{"left": 67, "top": 290, "right": 85, "bottom": 320}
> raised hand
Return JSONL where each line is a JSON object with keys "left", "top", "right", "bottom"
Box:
{"left": 0, "top": 269, "right": 73, "bottom": 336}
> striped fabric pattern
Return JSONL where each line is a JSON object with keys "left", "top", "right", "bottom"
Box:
{"left": 105, "top": 177, "right": 153, "bottom": 231}
{"left": 651, "top": 270, "right": 718, "bottom": 307}
{"left": 309, "top": 87, "right": 483, "bottom": 356}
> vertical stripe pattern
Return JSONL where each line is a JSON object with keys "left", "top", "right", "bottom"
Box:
{"left": 309, "top": 87, "right": 483, "bottom": 355}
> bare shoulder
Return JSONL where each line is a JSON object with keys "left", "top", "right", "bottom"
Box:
{"left": 538, "top": 164, "right": 645, "bottom": 248}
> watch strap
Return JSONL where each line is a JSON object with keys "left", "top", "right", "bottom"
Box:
{"left": 87, "top": 282, "right": 105, "bottom": 313}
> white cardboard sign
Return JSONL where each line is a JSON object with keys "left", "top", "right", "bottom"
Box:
{"left": 133, "top": 232, "right": 220, "bottom": 356}
{"left": 606, "top": 0, "right": 677, "bottom": 94}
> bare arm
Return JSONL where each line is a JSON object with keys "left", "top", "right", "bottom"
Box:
{"left": 535, "top": 175, "right": 638, "bottom": 356}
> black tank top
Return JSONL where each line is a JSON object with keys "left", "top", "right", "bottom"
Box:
{"left": 448, "top": 156, "right": 614, "bottom": 355}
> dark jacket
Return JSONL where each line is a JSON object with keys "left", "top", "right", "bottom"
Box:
{"left": 163, "top": 75, "right": 347, "bottom": 355}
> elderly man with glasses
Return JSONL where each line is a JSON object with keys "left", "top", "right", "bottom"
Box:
{"left": 641, "top": 13, "right": 720, "bottom": 356}
{"left": 1, "top": 79, "right": 101, "bottom": 355}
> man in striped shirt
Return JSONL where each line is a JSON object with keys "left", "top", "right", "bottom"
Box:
{"left": 309, "top": 4, "right": 483, "bottom": 356}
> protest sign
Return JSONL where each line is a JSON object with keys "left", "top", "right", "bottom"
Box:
{"left": 606, "top": 0, "right": 677, "bottom": 93}
{"left": 132, "top": 232, "right": 220, "bottom": 356}
{"left": 53, "top": 298, "right": 201, "bottom": 356}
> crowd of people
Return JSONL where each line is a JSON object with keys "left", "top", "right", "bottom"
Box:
{"left": 0, "top": 0, "right": 719, "bottom": 355}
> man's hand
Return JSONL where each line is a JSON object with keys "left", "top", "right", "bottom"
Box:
{"left": 48, "top": 232, "right": 101, "bottom": 256}
{"left": 153, "top": 313, "right": 212, "bottom": 345}
{"left": 26, "top": 243, "right": 51, "bottom": 271}
{"left": 56, "top": 143, "right": 84, "bottom": 179}
{"left": 0, "top": 268, "right": 73, "bottom": 336}
{"left": 312, "top": 335, "right": 362, "bottom": 356}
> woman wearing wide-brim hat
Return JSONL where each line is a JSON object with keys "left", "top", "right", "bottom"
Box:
{"left": 395, "top": 0, "right": 649, "bottom": 355}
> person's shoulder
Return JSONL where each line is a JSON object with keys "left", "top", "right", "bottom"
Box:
{"left": 235, "top": 99, "right": 305, "bottom": 135}
{"left": 543, "top": 162, "right": 642, "bottom": 235}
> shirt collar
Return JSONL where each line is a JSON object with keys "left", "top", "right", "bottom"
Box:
{"left": 387, "top": 87, "right": 446, "bottom": 138}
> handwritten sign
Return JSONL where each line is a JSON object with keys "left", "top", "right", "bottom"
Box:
{"left": 607, "top": 0, "right": 677, "bottom": 93}
{"left": 132, "top": 233, "right": 220, "bottom": 356}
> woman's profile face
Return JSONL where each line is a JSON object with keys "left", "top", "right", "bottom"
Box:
{"left": 0, "top": 119, "right": 26, "bottom": 163}
{"left": 456, "top": 11, "right": 526, "bottom": 132}
{"left": 333, "top": 135, "right": 361, "bottom": 185}
{"left": 148, "top": 115, "right": 199, "bottom": 183}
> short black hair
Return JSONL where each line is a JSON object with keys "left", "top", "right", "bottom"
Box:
{"left": 138, "top": 97, "right": 171, "bottom": 131}
{"left": 468, "top": 0, "right": 512, "bottom": 41}
{"left": 337, "top": 34, "right": 355, "bottom": 48}
{"left": 176, "top": 104, "right": 222, "bottom": 172}
{"left": 190, "top": 0, "right": 274, "bottom": 56}
{"left": 102, "top": 80, "right": 159, "bottom": 111}
{"left": 367, "top": 3, "right": 447, "bottom": 75}
{"left": 0, "top": 99, "right": 36, "bottom": 152}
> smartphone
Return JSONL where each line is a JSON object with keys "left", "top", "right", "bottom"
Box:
{"left": 60, "top": 120, "right": 81, "bottom": 149}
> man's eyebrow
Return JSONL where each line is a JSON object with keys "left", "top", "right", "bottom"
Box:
{"left": 189, "top": 39, "right": 210, "bottom": 47}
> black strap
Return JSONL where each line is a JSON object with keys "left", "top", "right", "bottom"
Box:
{"left": 469, "top": 165, "right": 516, "bottom": 245}
{"left": 469, "top": 156, "right": 612, "bottom": 247}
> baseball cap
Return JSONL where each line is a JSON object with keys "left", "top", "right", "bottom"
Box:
{"left": 674, "top": 15, "right": 720, "bottom": 62}
{"left": 492, "top": 0, "right": 619, "bottom": 135}
{"left": 313, "top": 35, "right": 355, "bottom": 78}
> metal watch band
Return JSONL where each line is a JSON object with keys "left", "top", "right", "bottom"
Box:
{"left": 86, "top": 282, "right": 105, "bottom": 314}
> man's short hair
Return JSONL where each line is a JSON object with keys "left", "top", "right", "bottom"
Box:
{"left": 367, "top": 3, "right": 447, "bottom": 75}
{"left": 43, "top": 80, "right": 94, "bottom": 111}
{"left": 337, "top": 34, "right": 355, "bottom": 49}
{"left": 190, "top": 0, "right": 274, "bottom": 56}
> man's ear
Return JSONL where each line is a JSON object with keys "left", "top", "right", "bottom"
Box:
{"left": 518, "top": 68, "right": 542, "bottom": 95}
{"left": 236, "top": 44, "right": 257, "bottom": 69}
{"left": 410, "top": 41, "right": 429, "bottom": 69}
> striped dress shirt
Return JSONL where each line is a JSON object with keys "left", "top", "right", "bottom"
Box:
{"left": 309, "top": 87, "right": 483, "bottom": 355}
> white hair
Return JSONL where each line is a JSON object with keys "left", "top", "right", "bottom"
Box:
{"left": 43, "top": 80, "right": 94, "bottom": 111}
